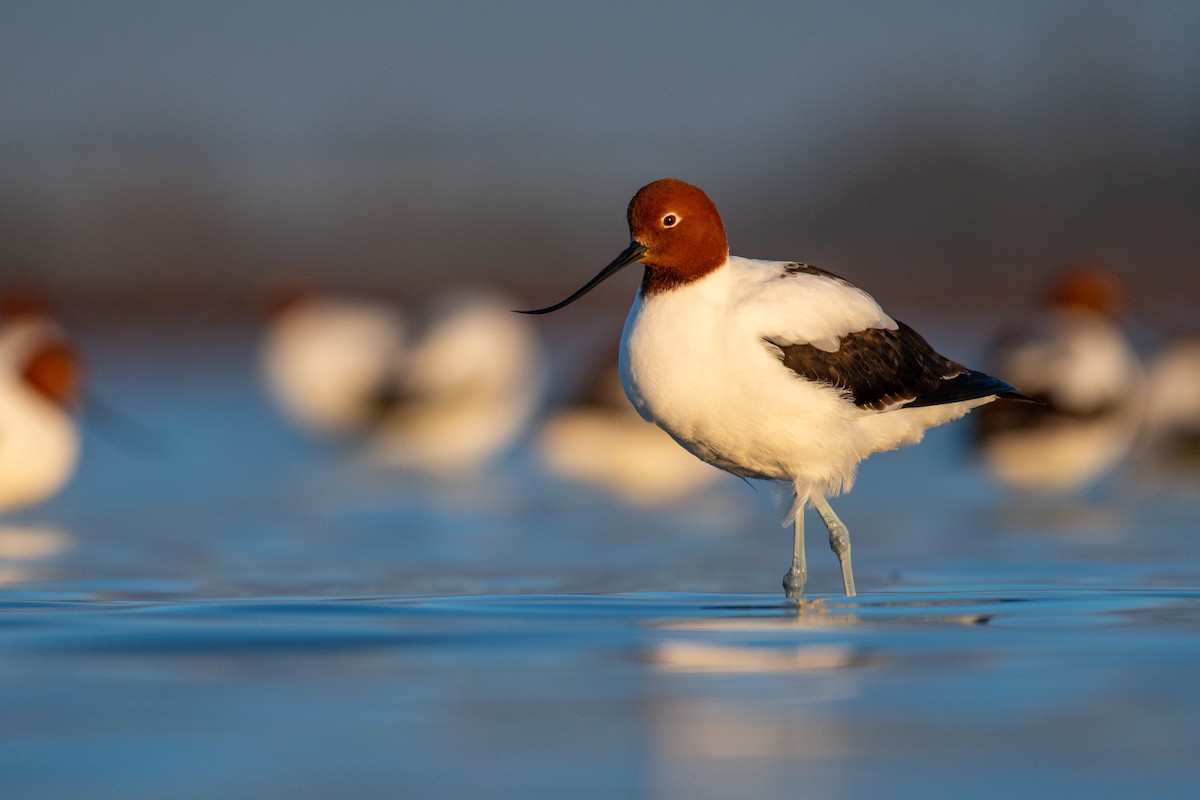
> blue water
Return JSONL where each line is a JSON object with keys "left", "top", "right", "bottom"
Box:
{"left": 3, "top": 315, "right": 1199, "bottom": 799}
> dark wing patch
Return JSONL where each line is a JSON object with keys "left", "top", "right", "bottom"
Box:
{"left": 767, "top": 321, "right": 1022, "bottom": 411}
{"left": 780, "top": 263, "right": 854, "bottom": 287}
{"left": 905, "top": 370, "right": 1027, "bottom": 408}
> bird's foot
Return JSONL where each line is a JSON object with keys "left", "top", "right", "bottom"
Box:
{"left": 783, "top": 567, "right": 807, "bottom": 600}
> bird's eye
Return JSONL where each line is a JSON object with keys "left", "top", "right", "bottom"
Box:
{"left": 662, "top": 214, "right": 679, "bottom": 228}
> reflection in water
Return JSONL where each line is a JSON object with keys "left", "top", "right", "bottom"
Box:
{"left": 653, "top": 641, "right": 865, "bottom": 673}
{"left": 0, "top": 525, "right": 71, "bottom": 585}
{"left": 646, "top": 608, "right": 866, "bottom": 798}
{"left": 649, "top": 597, "right": 991, "bottom": 674}
{"left": 653, "top": 697, "right": 852, "bottom": 763}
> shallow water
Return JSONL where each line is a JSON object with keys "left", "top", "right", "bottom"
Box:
{"left": 3, "top": 316, "right": 1200, "bottom": 799}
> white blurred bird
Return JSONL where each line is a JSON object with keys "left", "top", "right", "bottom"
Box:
{"left": 0, "top": 311, "right": 82, "bottom": 511}
{"left": 1139, "top": 333, "right": 1200, "bottom": 473}
{"left": 365, "top": 289, "right": 544, "bottom": 474}
{"left": 262, "top": 293, "right": 409, "bottom": 438}
{"left": 262, "top": 288, "right": 543, "bottom": 474}
{"left": 536, "top": 360, "right": 724, "bottom": 505}
{"left": 975, "top": 264, "right": 1143, "bottom": 492}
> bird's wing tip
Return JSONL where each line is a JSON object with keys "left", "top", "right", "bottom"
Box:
{"left": 998, "top": 390, "right": 1043, "bottom": 405}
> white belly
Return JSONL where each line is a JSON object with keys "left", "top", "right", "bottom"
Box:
{"left": 617, "top": 271, "right": 987, "bottom": 500}
{"left": 0, "top": 389, "right": 78, "bottom": 510}
{"left": 617, "top": 282, "right": 856, "bottom": 494}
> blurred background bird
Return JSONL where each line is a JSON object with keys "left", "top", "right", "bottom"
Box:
{"left": 262, "top": 287, "right": 544, "bottom": 474}
{"left": 1137, "top": 332, "right": 1200, "bottom": 479}
{"left": 536, "top": 358, "right": 724, "bottom": 505}
{"left": 363, "top": 288, "right": 544, "bottom": 474}
{"left": 974, "top": 263, "right": 1144, "bottom": 493}
{"left": 0, "top": 300, "right": 83, "bottom": 511}
{"left": 261, "top": 291, "right": 409, "bottom": 439}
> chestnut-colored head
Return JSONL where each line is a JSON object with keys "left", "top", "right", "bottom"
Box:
{"left": 22, "top": 338, "right": 81, "bottom": 410}
{"left": 518, "top": 178, "right": 729, "bottom": 315}
{"left": 626, "top": 179, "right": 728, "bottom": 293}
{"left": 1047, "top": 262, "right": 1124, "bottom": 316}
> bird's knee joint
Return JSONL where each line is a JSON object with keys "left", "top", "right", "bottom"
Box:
{"left": 827, "top": 524, "right": 851, "bottom": 555}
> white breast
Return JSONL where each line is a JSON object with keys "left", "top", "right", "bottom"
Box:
{"left": 617, "top": 257, "right": 993, "bottom": 499}
{"left": 618, "top": 260, "right": 879, "bottom": 496}
{"left": 0, "top": 320, "right": 79, "bottom": 511}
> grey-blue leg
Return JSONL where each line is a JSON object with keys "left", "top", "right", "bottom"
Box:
{"left": 812, "top": 496, "right": 856, "bottom": 597}
{"left": 783, "top": 496, "right": 806, "bottom": 598}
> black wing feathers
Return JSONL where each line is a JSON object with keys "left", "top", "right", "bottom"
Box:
{"left": 768, "top": 321, "right": 1021, "bottom": 411}
{"left": 904, "top": 370, "right": 1026, "bottom": 408}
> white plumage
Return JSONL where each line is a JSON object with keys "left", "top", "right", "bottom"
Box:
{"left": 620, "top": 257, "right": 991, "bottom": 501}
{"left": 1139, "top": 334, "right": 1200, "bottom": 475}
{"left": 262, "top": 294, "right": 408, "bottom": 437}
{"left": 0, "top": 314, "right": 80, "bottom": 511}
{"left": 536, "top": 362, "right": 724, "bottom": 505}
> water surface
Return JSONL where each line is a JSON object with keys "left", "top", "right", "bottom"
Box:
{"left": 2, "top": 318, "right": 1198, "bottom": 799}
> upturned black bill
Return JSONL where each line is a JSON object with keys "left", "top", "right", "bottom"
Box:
{"left": 516, "top": 241, "right": 647, "bottom": 314}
